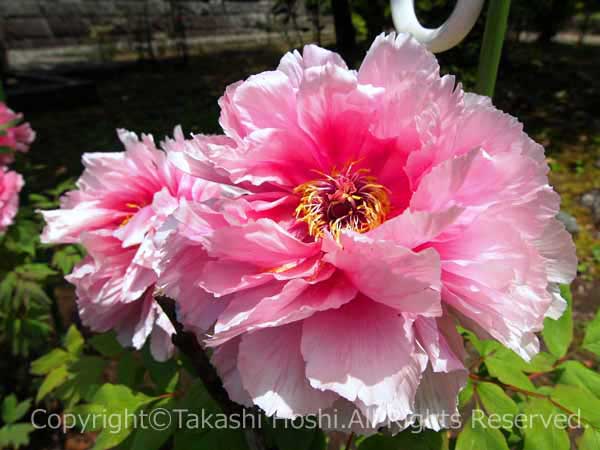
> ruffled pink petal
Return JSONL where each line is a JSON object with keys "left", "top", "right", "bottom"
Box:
{"left": 323, "top": 232, "right": 442, "bottom": 317}
{"left": 301, "top": 296, "right": 426, "bottom": 425}
{"left": 238, "top": 323, "right": 337, "bottom": 418}
{"left": 204, "top": 218, "right": 320, "bottom": 267}
{"left": 211, "top": 271, "right": 356, "bottom": 345}
{"left": 0, "top": 169, "right": 23, "bottom": 232}
{"left": 211, "top": 338, "right": 253, "bottom": 407}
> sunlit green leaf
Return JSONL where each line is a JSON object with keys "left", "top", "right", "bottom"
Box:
{"left": 542, "top": 285, "right": 573, "bottom": 358}
{"left": 455, "top": 411, "right": 509, "bottom": 450}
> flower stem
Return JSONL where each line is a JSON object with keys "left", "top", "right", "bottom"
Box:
{"left": 345, "top": 431, "right": 355, "bottom": 450}
{"left": 475, "top": 0, "right": 511, "bottom": 98}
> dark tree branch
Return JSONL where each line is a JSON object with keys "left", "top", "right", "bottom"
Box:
{"left": 154, "top": 295, "right": 271, "bottom": 450}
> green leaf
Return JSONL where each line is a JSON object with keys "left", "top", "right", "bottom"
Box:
{"left": 524, "top": 352, "right": 557, "bottom": 373}
{"left": 485, "top": 350, "right": 537, "bottom": 391}
{"left": 550, "top": 384, "right": 600, "bottom": 427}
{"left": 51, "top": 245, "right": 84, "bottom": 275}
{"left": 1, "top": 395, "right": 31, "bottom": 424}
{"left": 36, "top": 365, "right": 69, "bottom": 402}
{"left": 15, "top": 263, "right": 57, "bottom": 281}
{"left": 129, "top": 399, "right": 176, "bottom": 450}
{"left": 359, "top": 430, "right": 447, "bottom": 450}
{"left": 142, "top": 346, "right": 179, "bottom": 393}
{"left": 455, "top": 411, "right": 509, "bottom": 450}
{"left": 476, "top": 382, "right": 517, "bottom": 429}
{"left": 583, "top": 309, "right": 600, "bottom": 356}
{"left": 0, "top": 423, "right": 35, "bottom": 448}
{"left": 92, "top": 384, "right": 155, "bottom": 413}
{"left": 117, "top": 353, "right": 143, "bottom": 387}
{"left": 63, "top": 356, "right": 107, "bottom": 403}
{"left": 556, "top": 360, "right": 600, "bottom": 398}
{"left": 93, "top": 425, "right": 134, "bottom": 450}
{"left": 30, "top": 348, "right": 71, "bottom": 375}
{"left": 521, "top": 398, "right": 570, "bottom": 450}
{"left": 89, "top": 332, "right": 124, "bottom": 358}
{"left": 459, "top": 379, "right": 474, "bottom": 409}
{"left": 542, "top": 285, "right": 573, "bottom": 358}
{"left": 578, "top": 426, "right": 600, "bottom": 450}
{"left": 90, "top": 384, "right": 157, "bottom": 450}
{"left": 64, "top": 325, "right": 85, "bottom": 355}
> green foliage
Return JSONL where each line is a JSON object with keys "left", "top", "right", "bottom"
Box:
{"left": 0, "top": 394, "right": 34, "bottom": 449}
{"left": 542, "top": 285, "right": 573, "bottom": 358}
{"left": 583, "top": 309, "right": 600, "bottom": 356}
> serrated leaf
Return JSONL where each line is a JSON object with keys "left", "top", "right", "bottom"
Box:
{"left": 2, "top": 395, "right": 31, "bottom": 424}
{"left": 476, "top": 382, "right": 518, "bottom": 429}
{"left": 358, "top": 430, "right": 447, "bottom": 450}
{"left": 578, "top": 426, "right": 600, "bottom": 450}
{"left": 30, "top": 348, "right": 71, "bottom": 375}
{"left": 92, "top": 384, "right": 155, "bottom": 413}
{"left": 556, "top": 360, "right": 600, "bottom": 398}
{"left": 90, "top": 384, "right": 157, "bottom": 450}
{"left": 550, "top": 384, "right": 600, "bottom": 427}
{"left": 455, "top": 411, "right": 509, "bottom": 450}
{"left": 0, "top": 423, "right": 35, "bottom": 448}
{"left": 583, "top": 309, "right": 600, "bottom": 356}
{"left": 37, "top": 365, "right": 69, "bottom": 402}
{"left": 51, "top": 245, "right": 84, "bottom": 275}
{"left": 542, "top": 285, "right": 573, "bottom": 358}
{"left": 521, "top": 398, "right": 569, "bottom": 450}
{"left": 64, "top": 325, "right": 84, "bottom": 355}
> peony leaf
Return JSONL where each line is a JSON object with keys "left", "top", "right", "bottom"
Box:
{"left": 0, "top": 423, "right": 34, "bottom": 449}
{"left": 521, "top": 398, "right": 569, "bottom": 450}
{"left": 63, "top": 325, "right": 84, "bottom": 355}
{"left": 1, "top": 395, "right": 31, "bottom": 424}
{"left": 550, "top": 384, "right": 600, "bottom": 428}
{"left": 36, "top": 365, "right": 69, "bottom": 402}
{"left": 455, "top": 411, "right": 509, "bottom": 450}
{"left": 476, "top": 382, "right": 517, "bottom": 429}
{"left": 30, "top": 348, "right": 71, "bottom": 375}
{"left": 359, "top": 430, "right": 447, "bottom": 450}
{"left": 582, "top": 309, "right": 600, "bottom": 357}
{"left": 88, "top": 332, "right": 124, "bottom": 358}
{"left": 556, "top": 360, "right": 600, "bottom": 398}
{"left": 578, "top": 426, "right": 600, "bottom": 450}
{"left": 542, "top": 285, "right": 573, "bottom": 358}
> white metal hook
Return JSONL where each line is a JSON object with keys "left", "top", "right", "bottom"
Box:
{"left": 390, "top": 0, "right": 485, "bottom": 53}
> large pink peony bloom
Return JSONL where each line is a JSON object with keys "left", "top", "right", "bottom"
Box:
{"left": 0, "top": 103, "right": 35, "bottom": 164}
{"left": 41, "top": 129, "right": 225, "bottom": 360}
{"left": 160, "top": 33, "right": 576, "bottom": 429}
{"left": 0, "top": 167, "right": 23, "bottom": 233}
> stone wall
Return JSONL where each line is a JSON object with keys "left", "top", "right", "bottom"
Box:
{"left": 0, "top": 0, "right": 315, "bottom": 49}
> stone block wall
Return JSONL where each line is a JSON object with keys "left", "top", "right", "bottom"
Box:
{"left": 0, "top": 0, "right": 316, "bottom": 48}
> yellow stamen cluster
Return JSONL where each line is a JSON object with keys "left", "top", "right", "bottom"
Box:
{"left": 294, "top": 164, "right": 390, "bottom": 240}
{"left": 120, "top": 203, "right": 143, "bottom": 227}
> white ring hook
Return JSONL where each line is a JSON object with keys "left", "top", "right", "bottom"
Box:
{"left": 391, "top": 0, "right": 485, "bottom": 53}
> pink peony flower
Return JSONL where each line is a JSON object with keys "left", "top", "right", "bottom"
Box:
{"left": 0, "top": 167, "right": 23, "bottom": 233}
{"left": 160, "top": 33, "right": 576, "bottom": 429}
{"left": 41, "top": 129, "right": 225, "bottom": 360}
{"left": 0, "top": 103, "right": 35, "bottom": 164}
